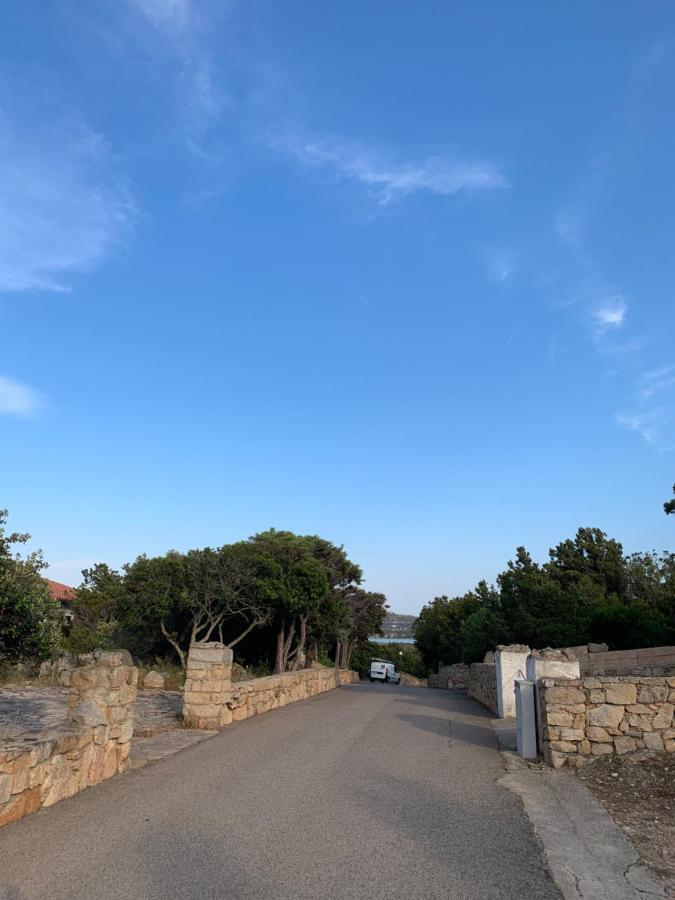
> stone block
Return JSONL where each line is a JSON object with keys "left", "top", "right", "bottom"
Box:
{"left": 72, "top": 699, "right": 108, "bottom": 727}
{"left": 652, "top": 703, "right": 673, "bottom": 730}
{"left": 0, "top": 788, "right": 41, "bottom": 827}
{"left": 119, "top": 684, "right": 137, "bottom": 705}
{"left": 29, "top": 763, "right": 48, "bottom": 789}
{"left": 578, "top": 740, "right": 591, "bottom": 755}
{"left": 549, "top": 751, "right": 569, "bottom": 768}
{"left": 143, "top": 670, "right": 165, "bottom": 689}
{"left": 41, "top": 755, "right": 78, "bottom": 806}
{"left": 588, "top": 689, "right": 606, "bottom": 703}
{"left": 643, "top": 732, "right": 664, "bottom": 751}
{"left": 605, "top": 683, "right": 637, "bottom": 705}
{"left": 587, "top": 726, "right": 612, "bottom": 742}
{"left": 186, "top": 643, "right": 233, "bottom": 665}
{"left": 559, "top": 729, "right": 585, "bottom": 742}
{"left": 546, "top": 710, "right": 573, "bottom": 727}
{"left": 549, "top": 740, "right": 578, "bottom": 753}
{"left": 583, "top": 678, "right": 602, "bottom": 689}
{"left": 0, "top": 774, "right": 12, "bottom": 805}
{"left": 629, "top": 714, "right": 653, "bottom": 730}
{"left": 592, "top": 743, "right": 614, "bottom": 756}
{"left": 588, "top": 704, "right": 624, "bottom": 730}
{"left": 10, "top": 755, "right": 32, "bottom": 795}
{"left": 638, "top": 685, "right": 668, "bottom": 703}
{"left": 544, "top": 685, "right": 585, "bottom": 706}
{"left": 614, "top": 736, "right": 639, "bottom": 754}
{"left": 626, "top": 704, "right": 652, "bottom": 714}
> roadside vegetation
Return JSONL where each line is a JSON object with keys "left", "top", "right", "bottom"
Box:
{"left": 0, "top": 510, "right": 388, "bottom": 678}
{"left": 350, "top": 641, "right": 426, "bottom": 680}
{"left": 414, "top": 527, "right": 675, "bottom": 671}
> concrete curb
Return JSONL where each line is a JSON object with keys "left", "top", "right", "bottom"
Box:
{"left": 494, "top": 723, "right": 665, "bottom": 899}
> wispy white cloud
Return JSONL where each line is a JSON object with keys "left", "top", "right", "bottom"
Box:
{"left": 591, "top": 295, "right": 627, "bottom": 334}
{"left": 0, "top": 103, "right": 134, "bottom": 294}
{"left": 125, "top": 0, "right": 226, "bottom": 141}
{"left": 641, "top": 364, "right": 675, "bottom": 399}
{"left": 615, "top": 406, "right": 675, "bottom": 449}
{"left": 0, "top": 375, "right": 42, "bottom": 416}
{"left": 270, "top": 133, "right": 507, "bottom": 205}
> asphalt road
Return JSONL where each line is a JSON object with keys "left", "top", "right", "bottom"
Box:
{"left": 0, "top": 682, "right": 559, "bottom": 900}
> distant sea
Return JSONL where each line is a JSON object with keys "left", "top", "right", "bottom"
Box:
{"left": 369, "top": 637, "right": 415, "bottom": 644}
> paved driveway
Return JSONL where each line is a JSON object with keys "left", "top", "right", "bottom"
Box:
{"left": 0, "top": 683, "right": 558, "bottom": 899}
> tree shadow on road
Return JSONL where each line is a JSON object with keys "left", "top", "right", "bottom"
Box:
{"left": 395, "top": 711, "right": 498, "bottom": 749}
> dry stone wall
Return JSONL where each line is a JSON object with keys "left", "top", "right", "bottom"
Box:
{"left": 467, "top": 663, "right": 498, "bottom": 714}
{"left": 0, "top": 651, "right": 138, "bottom": 827}
{"left": 428, "top": 664, "right": 469, "bottom": 689}
{"left": 538, "top": 675, "right": 675, "bottom": 768}
{"left": 182, "top": 642, "right": 358, "bottom": 729}
{"left": 227, "top": 667, "right": 351, "bottom": 721}
{"left": 568, "top": 644, "right": 675, "bottom": 677}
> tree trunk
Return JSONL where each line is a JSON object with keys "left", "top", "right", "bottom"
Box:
{"left": 305, "top": 639, "right": 318, "bottom": 669}
{"left": 274, "top": 620, "right": 286, "bottom": 674}
{"left": 160, "top": 621, "right": 187, "bottom": 671}
{"left": 340, "top": 640, "right": 351, "bottom": 670}
{"left": 290, "top": 615, "right": 308, "bottom": 671}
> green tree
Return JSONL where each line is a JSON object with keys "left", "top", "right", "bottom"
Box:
{"left": 112, "top": 543, "right": 276, "bottom": 668}
{"left": 0, "top": 510, "right": 63, "bottom": 662}
{"left": 66, "top": 563, "right": 124, "bottom": 653}
{"left": 335, "top": 588, "right": 387, "bottom": 669}
{"left": 249, "top": 531, "right": 330, "bottom": 674}
{"left": 665, "top": 484, "right": 675, "bottom": 515}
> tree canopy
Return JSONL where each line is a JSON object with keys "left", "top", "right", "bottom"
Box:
{"left": 62, "top": 526, "right": 386, "bottom": 673}
{"left": 0, "top": 510, "right": 63, "bottom": 662}
{"left": 414, "top": 527, "right": 675, "bottom": 671}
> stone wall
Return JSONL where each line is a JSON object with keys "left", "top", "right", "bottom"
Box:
{"left": 428, "top": 664, "right": 469, "bottom": 689}
{"left": 0, "top": 651, "right": 138, "bottom": 827}
{"left": 467, "top": 663, "right": 498, "bottom": 714}
{"left": 538, "top": 675, "right": 675, "bottom": 768}
{"left": 568, "top": 644, "right": 675, "bottom": 677}
{"left": 182, "top": 642, "right": 358, "bottom": 729}
{"left": 227, "top": 667, "right": 347, "bottom": 721}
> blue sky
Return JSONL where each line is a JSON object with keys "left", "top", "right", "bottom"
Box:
{"left": 1, "top": 2, "right": 674, "bottom": 614}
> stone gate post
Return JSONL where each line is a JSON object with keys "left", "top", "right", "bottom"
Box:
{"left": 67, "top": 650, "right": 138, "bottom": 777}
{"left": 495, "top": 644, "right": 530, "bottom": 718}
{"left": 182, "top": 642, "right": 233, "bottom": 729}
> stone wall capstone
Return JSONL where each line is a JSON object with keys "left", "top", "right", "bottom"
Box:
{"left": 567, "top": 644, "right": 675, "bottom": 677}
{"left": 538, "top": 675, "right": 675, "bottom": 768}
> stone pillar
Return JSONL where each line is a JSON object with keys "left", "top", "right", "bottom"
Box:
{"left": 182, "top": 642, "right": 233, "bottom": 730}
{"left": 68, "top": 650, "right": 138, "bottom": 778}
{"left": 495, "top": 644, "right": 530, "bottom": 718}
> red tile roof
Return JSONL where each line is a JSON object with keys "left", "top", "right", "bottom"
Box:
{"left": 43, "top": 578, "right": 76, "bottom": 603}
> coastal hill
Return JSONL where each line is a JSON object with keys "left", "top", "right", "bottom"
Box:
{"left": 381, "top": 612, "right": 417, "bottom": 640}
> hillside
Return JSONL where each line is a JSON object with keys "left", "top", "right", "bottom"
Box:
{"left": 381, "top": 612, "right": 417, "bottom": 639}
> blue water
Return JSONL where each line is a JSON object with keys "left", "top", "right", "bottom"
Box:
{"left": 369, "top": 637, "right": 415, "bottom": 644}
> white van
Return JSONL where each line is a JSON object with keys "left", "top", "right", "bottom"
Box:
{"left": 370, "top": 659, "right": 400, "bottom": 684}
